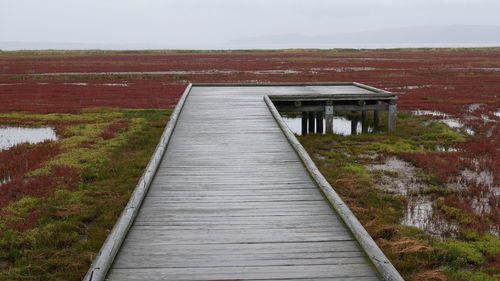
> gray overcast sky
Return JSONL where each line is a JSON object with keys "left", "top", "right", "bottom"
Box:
{"left": 1, "top": 0, "right": 499, "bottom": 46}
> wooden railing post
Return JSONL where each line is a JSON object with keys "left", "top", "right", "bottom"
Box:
{"left": 325, "top": 102, "right": 334, "bottom": 134}
{"left": 388, "top": 100, "right": 397, "bottom": 132}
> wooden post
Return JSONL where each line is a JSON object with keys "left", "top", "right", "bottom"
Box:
{"left": 325, "top": 104, "right": 334, "bottom": 134}
{"left": 351, "top": 117, "right": 358, "bottom": 135}
{"left": 301, "top": 113, "right": 308, "bottom": 136}
{"left": 316, "top": 111, "right": 324, "bottom": 134}
{"left": 388, "top": 100, "right": 397, "bottom": 132}
{"left": 308, "top": 111, "right": 315, "bottom": 133}
{"left": 361, "top": 110, "right": 368, "bottom": 133}
{"left": 374, "top": 108, "right": 381, "bottom": 128}
{"left": 325, "top": 115, "right": 333, "bottom": 133}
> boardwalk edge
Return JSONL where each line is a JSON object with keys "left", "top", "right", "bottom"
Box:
{"left": 82, "top": 84, "right": 193, "bottom": 281}
{"left": 264, "top": 95, "right": 405, "bottom": 281}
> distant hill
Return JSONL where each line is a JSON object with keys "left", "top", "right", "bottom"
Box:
{"left": 227, "top": 25, "right": 500, "bottom": 46}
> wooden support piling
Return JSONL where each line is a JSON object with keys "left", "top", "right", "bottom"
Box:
{"left": 325, "top": 105, "right": 334, "bottom": 134}
{"left": 301, "top": 113, "right": 308, "bottom": 136}
{"left": 374, "top": 110, "right": 381, "bottom": 128}
{"left": 308, "top": 111, "right": 315, "bottom": 133}
{"left": 351, "top": 118, "right": 358, "bottom": 135}
{"left": 388, "top": 101, "right": 397, "bottom": 132}
{"left": 325, "top": 115, "right": 333, "bottom": 133}
{"left": 361, "top": 111, "right": 368, "bottom": 133}
{"left": 316, "top": 111, "right": 324, "bottom": 134}
{"left": 361, "top": 110, "right": 367, "bottom": 120}
{"left": 362, "top": 121, "right": 368, "bottom": 133}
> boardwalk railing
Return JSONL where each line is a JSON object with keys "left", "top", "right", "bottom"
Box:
{"left": 83, "top": 84, "right": 192, "bottom": 281}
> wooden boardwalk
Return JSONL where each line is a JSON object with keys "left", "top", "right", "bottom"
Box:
{"left": 86, "top": 84, "right": 403, "bottom": 281}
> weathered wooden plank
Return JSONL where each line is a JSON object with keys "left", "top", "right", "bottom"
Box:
{"left": 241, "top": 278, "right": 379, "bottom": 281}
{"left": 134, "top": 215, "right": 346, "bottom": 224}
{"left": 122, "top": 229, "right": 353, "bottom": 245}
{"left": 107, "top": 264, "right": 377, "bottom": 281}
{"left": 136, "top": 208, "right": 334, "bottom": 217}
{"left": 118, "top": 240, "right": 362, "bottom": 254}
{"left": 270, "top": 95, "right": 395, "bottom": 101}
{"left": 112, "top": 256, "right": 370, "bottom": 269}
{"left": 131, "top": 222, "right": 343, "bottom": 230}
{"left": 141, "top": 194, "right": 325, "bottom": 202}
{"left": 146, "top": 183, "right": 318, "bottom": 191}
{"left": 275, "top": 104, "right": 389, "bottom": 112}
{"left": 134, "top": 214, "right": 345, "bottom": 224}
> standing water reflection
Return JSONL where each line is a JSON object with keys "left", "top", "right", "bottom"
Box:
{"left": 0, "top": 127, "right": 58, "bottom": 151}
{"left": 281, "top": 114, "right": 376, "bottom": 136}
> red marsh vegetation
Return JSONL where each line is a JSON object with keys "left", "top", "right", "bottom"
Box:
{"left": 1, "top": 49, "right": 499, "bottom": 115}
